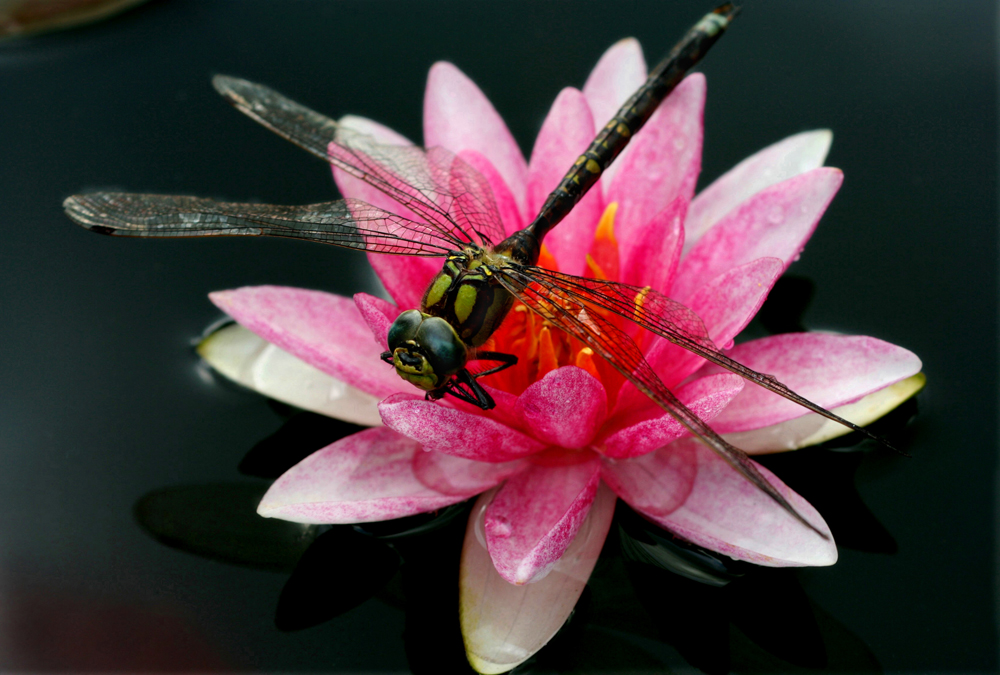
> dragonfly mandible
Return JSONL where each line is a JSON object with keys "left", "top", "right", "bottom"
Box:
{"left": 64, "top": 4, "right": 883, "bottom": 535}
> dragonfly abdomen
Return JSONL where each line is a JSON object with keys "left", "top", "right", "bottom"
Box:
{"left": 527, "top": 4, "right": 738, "bottom": 243}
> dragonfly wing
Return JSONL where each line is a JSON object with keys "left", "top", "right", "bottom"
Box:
{"left": 520, "top": 267, "right": 894, "bottom": 450}
{"left": 331, "top": 128, "right": 509, "bottom": 248}
{"left": 213, "top": 76, "right": 506, "bottom": 249}
{"left": 63, "top": 193, "right": 454, "bottom": 256}
{"left": 497, "top": 265, "right": 826, "bottom": 537}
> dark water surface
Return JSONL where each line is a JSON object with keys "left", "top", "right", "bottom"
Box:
{"left": 0, "top": 0, "right": 995, "bottom": 671}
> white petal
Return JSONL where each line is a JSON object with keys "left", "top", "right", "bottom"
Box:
{"left": 460, "top": 485, "right": 616, "bottom": 674}
{"left": 727, "top": 373, "right": 926, "bottom": 454}
{"left": 198, "top": 323, "right": 382, "bottom": 427}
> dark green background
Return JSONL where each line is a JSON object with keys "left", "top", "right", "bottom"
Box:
{"left": 0, "top": 0, "right": 995, "bottom": 671}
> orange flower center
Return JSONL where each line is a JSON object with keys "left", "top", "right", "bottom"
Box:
{"left": 474, "top": 203, "right": 626, "bottom": 401}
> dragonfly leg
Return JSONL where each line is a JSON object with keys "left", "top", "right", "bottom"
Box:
{"left": 468, "top": 350, "right": 518, "bottom": 379}
{"left": 380, "top": 351, "right": 394, "bottom": 365}
{"left": 426, "top": 369, "right": 497, "bottom": 410}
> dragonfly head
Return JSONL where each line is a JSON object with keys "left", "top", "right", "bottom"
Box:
{"left": 386, "top": 309, "right": 468, "bottom": 391}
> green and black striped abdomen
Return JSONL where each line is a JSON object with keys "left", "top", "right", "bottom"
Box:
{"left": 527, "top": 4, "right": 739, "bottom": 243}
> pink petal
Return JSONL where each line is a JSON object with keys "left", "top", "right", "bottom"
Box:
{"left": 672, "top": 167, "right": 843, "bottom": 303}
{"left": 686, "top": 257, "right": 784, "bottom": 350}
{"left": 608, "top": 73, "right": 704, "bottom": 259}
{"left": 209, "top": 286, "right": 410, "bottom": 398}
{"left": 329, "top": 119, "right": 440, "bottom": 309}
{"left": 461, "top": 485, "right": 616, "bottom": 673}
{"left": 353, "top": 292, "right": 399, "bottom": 348}
{"left": 457, "top": 150, "right": 524, "bottom": 237}
{"left": 602, "top": 373, "right": 744, "bottom": 459}
{"left": 619, "top": 195, "right": 685, "bottom": 292}
{"left": 600, "top": 438, "right": 697, "bottom": 516}
{"left": 685, "top": 130, "right": 832, "bottom": 254}
{"left": 582, "top": 38, "right": 647, "bottom": 193}
{"left": 514, "top": 366, "right": 607, "bottom": 449}
{"left": 526, "top": 87, "right": 603, "bottom": 276}
{"left": 424, "top": 62, "right": 529, "bottom": 215}
{"left": 640, "top": 438, "right": 837, "bottom": 566}
{"left": 485, "top": 456, "right": 601, "bottom": 584}
{"left": 412, "top": 451, "right": 528, "bottom": 497}
{"left": 379, "top": 393, "right": 546, "bottom": 462}
{"left": 704, "top": 333, "right": 923, "bottom": 433}
{"left": 257, "top": 427, "right": 467, "bottom": 523}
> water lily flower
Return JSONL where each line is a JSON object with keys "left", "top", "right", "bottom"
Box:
{"left": 198, "top": 39, "right": 923, "bottom": 674}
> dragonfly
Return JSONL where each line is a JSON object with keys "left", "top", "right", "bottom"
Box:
{"left": 64, "top": 4, "right": 886, "bottom": 536}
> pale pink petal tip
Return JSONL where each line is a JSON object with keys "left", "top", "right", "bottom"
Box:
{"left": 485, "top": 459, "right": 601, "bottom": 584}
{"left": 461, "top": 485, "right": 616, "bottom": 674}
{"left": 582, "top": 37, "right": 646, "bottom": 137}
{"left": 197, "top": 322, "right": 382, "bottom": 427}
{"left": 686, "top": 129, "right": 833, "bottom": 253}
{"left": 257, "top": 428, "right": 467, "bottom": 524}
{"left": 674, "top": 167, "right": 843, "bottom": 302}
{"left": 642, "top": 439, "right": 837, "bottom": 567}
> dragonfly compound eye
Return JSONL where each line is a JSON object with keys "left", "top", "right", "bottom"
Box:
{"left": 387, "top": 312, "right": 468, "bottom": 391}
{"left": 387, "top": 309, "right": 424, "bottom": 351}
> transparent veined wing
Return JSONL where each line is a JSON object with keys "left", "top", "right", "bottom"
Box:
{"left": 63, "top": 193, "right": 456, "bottom": 256}
{"left": 517, "top": 266, "right": 894, "bottom": 450}
{"left": 213, "top": 75, "right": 507, "bottom": 249}
{"left": 497, "top": 264, "right": 827, "bottom": 537}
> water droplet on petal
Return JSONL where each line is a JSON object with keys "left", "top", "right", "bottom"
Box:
{"left": 767, "top": 205, "right": 784, "bottom": 224}
{"left": 489, "top": 517, "right": 512, "bottom": 538}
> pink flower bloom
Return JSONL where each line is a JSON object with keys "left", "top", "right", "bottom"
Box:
{"left": 198, "top": 39, "right": 923, "bottom": 674}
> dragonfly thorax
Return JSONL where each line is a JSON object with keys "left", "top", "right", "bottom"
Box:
{"left": 419, "top": 246, "right": 516, "bottom": 349}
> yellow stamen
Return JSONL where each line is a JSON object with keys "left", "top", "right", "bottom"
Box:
{"left": 588, "top": 202, "right": 620, "bottom": 281}
{"left": 585, "top": 253, "right": 608, "bottom": 281}
{"left": 574, "top": 347, "right": 600, "bottom": 380}
{"left": 595, "top": 202, "right": 619, "bottom": 246}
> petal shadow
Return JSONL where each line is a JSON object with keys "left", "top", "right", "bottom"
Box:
{"left": 134, "top": 482, "right": 317, "bottom": 573}
{"left": 275, "top": 526, "right": 400, "bottom": 631}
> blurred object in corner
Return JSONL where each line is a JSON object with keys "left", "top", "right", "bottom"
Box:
{"left": 0, "top": 0, "right": 148, "bottom": 39}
